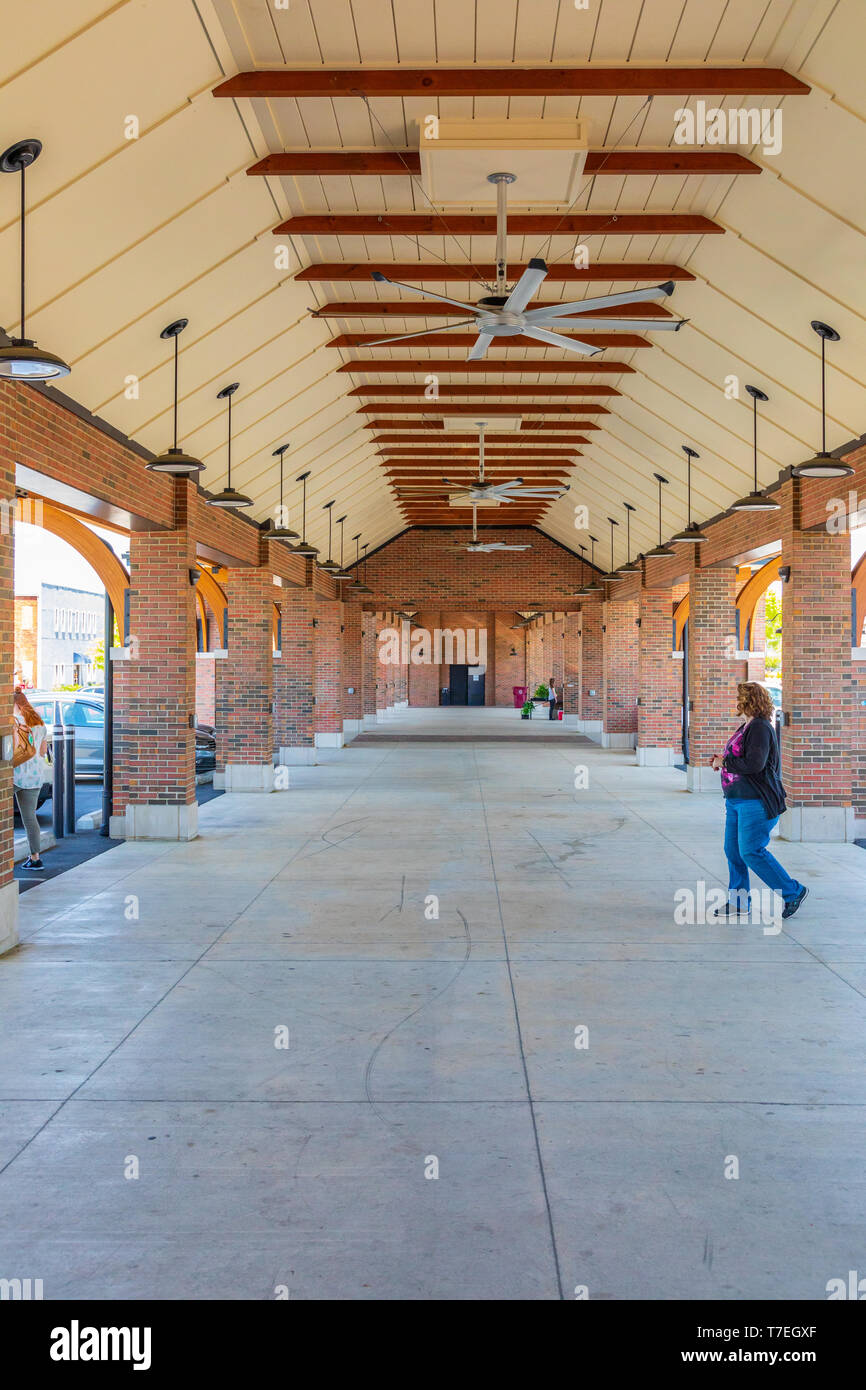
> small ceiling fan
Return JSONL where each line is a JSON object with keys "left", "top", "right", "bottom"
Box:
{"left": 445, "top": 503, "right": 534, "bottom": 553}
{"left": 366, "top": 172, "right": 687, "bottom": 361}
{"left": 395, "top": 420, "right": 571, "bottom": 507}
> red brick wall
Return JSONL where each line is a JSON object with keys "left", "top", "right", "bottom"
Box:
{"left": 579, "top": 603, "right": 604, "bottom": 721}
{"left": 195, "top": 657, "right": 216, "bottom": 727}
{"left": 342, "top": 604, "right": 362, "bottom": 720}
{"left": 854, "top": 661, "right": 866, "bottom": 816}
{"left": 274, "top": 585, "right": 316, "bottom": 750}
{"left": 638, "top": 586, "right": 681, "bottom": 750}
{"left": 361, "top": 526, "right": 593, "bottom": 608}
{"left": 13, "top": 596, "right": 38, "bottom": 686}
{"left": 216, "top": 567, "right": 274, "bottom": 768}
{"left": 362, "top": 611, "right": 377, "bottom": 716}
{"left": 780, "top": 479, "right": 852, "bottom": 810}
{"left": 494, "top": 611, "right": 526, "bottom": 705}
{"left": 113, "top": 512, "right": 197, "bottom": 813}
{"left": 687, "top": 562, "right": 739, "bottom": 768}
{"left": 603, "top": 596, "right": 639, "bottom": 734}
{"left": 315, "top": 599, "right": 344, "bottom": 733}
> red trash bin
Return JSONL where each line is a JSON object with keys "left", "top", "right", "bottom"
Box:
{"left": 513, "top": 685, "right": 528, "bottom": 709}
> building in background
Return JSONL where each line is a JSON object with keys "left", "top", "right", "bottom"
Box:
{"left": 14, "top": 583, "right": 103, "bottom": 689}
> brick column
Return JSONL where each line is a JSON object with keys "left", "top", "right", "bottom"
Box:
{"left": 637, "top": 580, "right": 682, "bottom": 766}
{"left": 273, "top": 584, "right": 316, "bottom": 766}
{"left": 362, "top": 611, "right": 378, "bottom": 727}
{"left": 216, "top": 567, "right": 274, "bottom": 791}
{"left": 0, "top": 449, "right": 17, "bottom": 954}
{"left": 112, "top": 493, "right": 198, "bottom": 837}
{"left": 342, "top": 602, "right": 363, "bottom": 741}
{"left": 315, "top": 597, "right": 344, "bottom": 748}
{"left": 578, "top": 602, "right": 603, "bottom": 738}
{"left": 562, "top": 613, "right": 581, "bottom": 721}
{"left": 602, "top": 595, "right": 639, "bottom": 748}
{"left": 686, "top": 559, "right": 738, "bottom": 792}
{"left": 779, "top": 477, "right": 854, "bottom": 840}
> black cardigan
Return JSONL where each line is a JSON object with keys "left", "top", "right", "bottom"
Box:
{"left": 722, "top": 717, "right": 787, "bottom": 819}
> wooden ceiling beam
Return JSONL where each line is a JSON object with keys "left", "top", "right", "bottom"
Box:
{"left": 215, "top": 68, "right": 808, "bottom": 98}
{"left": 373, "top": 432, "right": 598, "bottom": 441}
{"left": 317, "top": 300, "right": 672, "bottom": 319}
{"left": 278, "top": 213, "right": 722, "bottom": 235}
{"left": 338, "top": 359, "right": 633, "bottom": 373}
{"left": 332, "top": 332, "right": 650, "bottom": 348}
{"left": 249, "top": 150, "right": 760, "bottom": 177}
{"left": 298, "top": 262, "right": 693, "bottom": 283}
{"left": 347, "top": 384, "right": 619, "bottom": 396}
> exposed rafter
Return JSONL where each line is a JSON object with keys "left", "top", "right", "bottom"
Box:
{"left": 297, "top": 263, "right": 695, "bottom": 284}
{"left": 251, "top": 149, "right": 761, "bottom": 178}
{"left": 277, "top": 213, "right": 723, "bottom": 236}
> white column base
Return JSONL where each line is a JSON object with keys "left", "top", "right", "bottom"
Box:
{"left": 118, "top": 801, "right": 199, "bottom": 840}
{"left": 0, "top": 879, "right": 19, "bottom": 957}
{"left": 314, "top": 730, "right": 345, "bottom": 749}
{"left": 277, "top": 746, "right": 316, "bottom": 766}
{"left": 394, "top": 699, "right": 409, "bottom": 709}
{"left": 636, "top": 746, "right": 682, "bottom": 767}
{"left": 223, "top": 763, "right": 274, "bottom": 793}
{"left": 602, "top": 731, "right": 637, "bottom": 749}
{"left": 579, "top": 718, "right": 603, "bottom": 740}
{"left": 562, "top": 714, "right": 581, "bottom": 728}
{"left": 686, "top": 764, "right": 721, "bottom": 793}
{"left": 778, "top": 805, "right": 858, "bottom": 843}
{"left": 342, "top": 719, "right": 362, "bottom": 741}
{"left": 363, "top": 713, "right": 378, "bottom": 729}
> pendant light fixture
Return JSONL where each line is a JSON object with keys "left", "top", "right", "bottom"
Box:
{"left": 575, "top": 534, "right": 603, "bottom": 594}
{"left": 333, "top": 514, "right": 352, "bottom": 579}
{"left": 0, "top": 139, "right": 70, "bottom": 381}
{"left": 646, "top": 473, "right": 673, "bottom": 557}
{"left": 603, "top": 516, "right": 626, "bottom": 582}
{"left": 146, "top": 319, "right": 204, "bottom": 475}
{"left": 350, "top": 532, "right": 372, "bottom": 593}
{"left": 617, "top": 501, "right": 641, "bottom": 572}
{"left": 794, "top": 321, "right": 854, "bottom": 478}
{"left": 208, "top": 383, "right": 253, "bottom": 508}
{"left": 319, "top": 501, "right": 342, "bottom": 573}
{"left": 731, "top": 387, "right": 780, "bottom": 511}
{"left": 671, "top": 444, "right": 709, "bottom": 539}
{"left": 265, "top": 443, "right": 299, "bottom": 539}
{"left": 291, "top": 471, "right": 319, "bottom": 557}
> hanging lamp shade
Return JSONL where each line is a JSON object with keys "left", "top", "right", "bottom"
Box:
{"left": 290, "top": 470, "right": 319, "bottom": 555}
{"left": 265, "top": 443, "right": 299, "bottom": 539}
{"left": 575, "top": 535, "right": 603, "bottom": 593}
{"left": 0, "top": 140, "right": 70, "bottom": 381}
{"left": 318, "top": 502, "right": 342, "bottom": 573}
{"left": 793, "top": 322, "right": 854, "bottom": 478}
{"left": 347, "top": 532, "right": 371, "bottom": 593}
{"left": 146, "top": 319, "right": 204, "bottom": 475}
{"left": 729, "top": 386, "right": 780, "bottom": 511}
{"left": 617, "top": 501, "right": 641, "bottom": 571}
{"left": 208, "top": 383, "right": 253, "bottom": 508}
{"left": 602, "top": 515, "right": 626, "bottom": 582}
{"left": 645, "top": 473, "right": 673, "bottom": 556}
{"left": 671, "top": 445, "right": 709, "bottom": 540}
{"left": 331, "top": 514, "right": 353, "bottom": 579}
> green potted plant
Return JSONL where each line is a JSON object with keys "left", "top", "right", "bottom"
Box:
{"left": 533, "top": 683, "right": 549, "bottom": 700}
{"left": 520, "top": 700, "right": 534, "bottom": 720}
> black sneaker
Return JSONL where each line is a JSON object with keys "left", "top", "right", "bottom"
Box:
{"left": 20, "top": 857, "right": 45, "bottom": 872}
{"left": 712, "top": 896, "right": 751, "bottom": 919}
{"left": 782, "top": 885, "right": 809, "bottom": 919}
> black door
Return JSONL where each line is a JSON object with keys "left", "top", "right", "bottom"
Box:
{"left": 467, "top": 666, "right": 486, "bottom": 706}
{"left": 449, "top": 664, "right": 469, "bottom": 705}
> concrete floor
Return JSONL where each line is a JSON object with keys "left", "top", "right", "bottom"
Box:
{"left": 1, "top": 709, "right": 865, "bottom": 1300}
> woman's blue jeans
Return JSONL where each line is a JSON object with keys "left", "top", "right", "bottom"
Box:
{"left": 724, "top": 798, "right": 803, "bottom": 907}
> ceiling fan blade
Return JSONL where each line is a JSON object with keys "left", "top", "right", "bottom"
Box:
{"left": 523, "top": 280, "right": 676, "bottom": 321}
{"left": 371, "top": 271, "right": 479, "bottom": 315}
{"left": 503, "top": 258, "right": 548, "bottom": 313}
{"left": 467, "top": 332, "right": 494, "bottom": 361}
{"left": 361, "top": 319, "right": 477, "bottom": 348}
{"left": 520, "top": 325, "right": 601, "bottom": 355}
{"left": 526, "top": 312, "right": 685, "bottom": 332}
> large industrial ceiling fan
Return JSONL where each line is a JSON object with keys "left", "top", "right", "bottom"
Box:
{"left": 444, "top": 503, "right": 533, "bottom": 553}
{"left": 395, "top": 420, "right": 571, "bottom": 508}
{"left": 366, "top": 172, "right": 687, "bottom": 361}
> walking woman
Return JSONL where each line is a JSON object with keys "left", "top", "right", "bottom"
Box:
{"left": 12, "top": 688, "right": 50, "bottom": 871}
{"left": 711, "top": 682, "right": 807, "bottom": 919}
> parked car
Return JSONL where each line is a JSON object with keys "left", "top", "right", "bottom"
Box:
{"left": 20, "top": 691, "right": 217, "bottom": 787}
